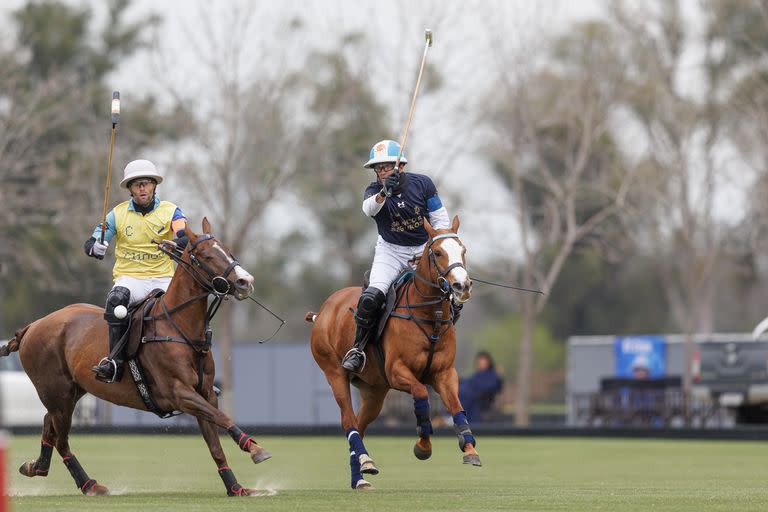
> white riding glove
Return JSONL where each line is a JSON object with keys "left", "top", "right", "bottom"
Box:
{"left": 91, "top": 240, "right": 109, "bottom": 258}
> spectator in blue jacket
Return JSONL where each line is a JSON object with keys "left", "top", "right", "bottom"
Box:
{"left": 459, "top": 351, "right": 503, "bottom": 422}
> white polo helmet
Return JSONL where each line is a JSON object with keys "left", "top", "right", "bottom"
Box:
{"left": 363, "top": 140, "right": 408, "bottom": 169}
{"left": 119, "top": 159, "right": 163, "bottom": 189}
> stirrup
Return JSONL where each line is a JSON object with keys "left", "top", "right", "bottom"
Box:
{"left": 342, "top": 348, "right": 366, "bottom": 373}
{"left": 92, "top": 357, "right": 118, "bottom": 383}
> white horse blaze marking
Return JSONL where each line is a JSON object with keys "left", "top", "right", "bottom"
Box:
{"left": 213, "top": 242, "right": 253, "bottom": 283}
{"left": 440, "top": 238, "right": 469, "bottom": 284}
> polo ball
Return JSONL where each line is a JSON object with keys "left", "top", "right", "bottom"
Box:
{"left": 114, "top": 305, "right": 128, "bottom": 319}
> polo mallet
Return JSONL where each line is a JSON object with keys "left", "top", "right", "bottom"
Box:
{"left": 385, "top": 29, "right": 433, "bottom": 197}
{"left": 100, "top": 91, "right": 120, "bottom": 244}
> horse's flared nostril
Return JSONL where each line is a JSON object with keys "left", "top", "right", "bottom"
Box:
{"left": 451, "top": 282, "right": 464, "bottom": 293}
{"left": 236, "top": 276, "right": 254, "bottom": 290}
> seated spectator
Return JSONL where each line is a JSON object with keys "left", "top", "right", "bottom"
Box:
{"left": 459, "top": 351, "right": 503, "bottom": 422}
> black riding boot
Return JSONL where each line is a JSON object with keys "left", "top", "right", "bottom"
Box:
{"left": 342, "top": 287, "right": 386, "bottom": 373}
{"left": 92, "top": 320, "right": 128, "bottom": 383}
{"left": 93, "top": 286, "right": 130, "bottom": 383}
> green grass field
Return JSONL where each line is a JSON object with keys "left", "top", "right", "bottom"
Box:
{"left": 5, "top": 434, "right": 768, "bottom": 511}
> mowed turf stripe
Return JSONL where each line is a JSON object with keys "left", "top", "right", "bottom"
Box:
{"left": 7, "top": 435, "right": 768, "bottom": 512}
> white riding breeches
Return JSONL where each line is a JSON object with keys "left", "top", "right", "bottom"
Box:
{"left": 368, "top": 237, "right": 425, "bottom": 294}
{"left": 113, "top": 276, "right": 172, "bottom": 306}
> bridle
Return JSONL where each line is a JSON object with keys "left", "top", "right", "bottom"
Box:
{"left": 413, "top": 233, "right": 466, "bottom": 296}
{"left": 147, "top": 234, "right": 243, "bottom": 352}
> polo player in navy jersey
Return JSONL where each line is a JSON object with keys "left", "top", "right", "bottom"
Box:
{"left": 341, "top": 140, "right": 462, "bottom": 373}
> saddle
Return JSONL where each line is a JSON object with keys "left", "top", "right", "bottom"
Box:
{"left": 362, "top": 269, "right": 414, "bottom": 345}
{"left": 123, "top": 288, "right": 166, "bottom": 361}
{"left": 114, "top": 289, "right": 177, "bottom": 418}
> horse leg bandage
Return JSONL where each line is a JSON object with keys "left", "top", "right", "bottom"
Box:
{"left": 346, "top": 429, "right": 368, "bottom": 456}
{"left": 227, "top": 425, "right": 255, "bottom": 452}
{"left": 31, "top": 439, "right": 53, "bottom": 475}
{"left": 453, "top": 411, "right": 476, "bottom": 450}
{"left": 349, "top": 448, "right": 364, "bottom": 489}
{"left": 413, "top": 397, "right": 433, "bottom": 438}
{"left": 62, "top": 453, "right": 97, "bottom": 494}
{"left": 218, "top": 466, "right": 245, "bottom": 496}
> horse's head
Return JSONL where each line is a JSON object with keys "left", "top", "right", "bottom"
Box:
{"left": 422, "top": 215, "right": 472, "bottom": 303}
{"left": 184, "top": 218, "right": 255, "bottom": 300}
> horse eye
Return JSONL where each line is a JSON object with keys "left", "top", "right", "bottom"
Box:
{"left": 435, "top": 251, "right": 442, "bottom": 257}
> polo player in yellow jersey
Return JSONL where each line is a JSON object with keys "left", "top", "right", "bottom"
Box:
{"left": 84, "top": 159, "right": 188, "bottom": 383}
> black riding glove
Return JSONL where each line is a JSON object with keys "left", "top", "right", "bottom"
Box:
{"left": 384, "top": 172, "right": 408, "bottom": 196}
{"left": 173, "top": 229, "right": 189, "bottom": 250}
{"left": 84, "top": 237, "right": 106, "bottom": 260}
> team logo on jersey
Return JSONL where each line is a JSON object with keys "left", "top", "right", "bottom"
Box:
{"left": 397, "top": 201, "right": 405, "bottom": 208}
{"left": 125, "top": 225, "right": 134, "bottom": 237}
{"left": 414, "top": 206, "right": 421, "bottom": 215}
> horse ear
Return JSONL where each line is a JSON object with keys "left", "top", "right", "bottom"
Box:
{"left": 451, "top": 215, "right": 460, "bottom": 233}
{"left": 202, "top": 217, "right": 212, "bottom": 234}
{"left": 423, "top": 216, "right": 436, "bottom": 237}
{"left": 186, "top": 223, "right": 198, "bottom": 242}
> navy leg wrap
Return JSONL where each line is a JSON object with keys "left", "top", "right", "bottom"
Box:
{"left": 227, "top": 425, "right": 255, "bottom": 452}
{"left": 32, "top": 439, "right": 53, "bottom": 475}
{"left": 218, "top": 466, "right": 244, "bottom": 496}
{"left": 414, "top": 397, "right": 433, "bottom": 438}
{"left": 453, "top": 411, "right": 476, "bottom": 450}
{"left": 346, "top": 428, "right": 368, "bottom": 456}
{"left": 349, "top": 448, "right": 363, "bottom": 489}
{"left": 62, "top": 453, "right": 97, "bottom": 494}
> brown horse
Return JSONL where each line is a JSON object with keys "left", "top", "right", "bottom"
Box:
{"left": 0, "top": 218, "right": 271, "bottom": 496}
{"left": 307, "top": 215, "right": 479, "bottom": 490}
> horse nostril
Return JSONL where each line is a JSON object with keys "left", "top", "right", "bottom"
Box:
{"left": 236, "top": 277, "right": 252, "bottom": 289}
{"left": 451, "top": 282, "right": 464, "bottom": 293}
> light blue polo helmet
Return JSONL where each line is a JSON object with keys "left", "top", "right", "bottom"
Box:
{"left": 364, "top": 139, "right": 408, "bottom": 169}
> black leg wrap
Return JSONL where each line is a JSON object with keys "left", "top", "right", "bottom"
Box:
{"left": 227, "top": 425, "right": 254, "bottom": 452}
{"left": 32, "top": 440, "right": 54, "bottom": 475}
{"left": 218, "top": 467, "right": 244, "bottom": 496}
{"left": 62, "top": 454, "right": 97, "bottom": 494}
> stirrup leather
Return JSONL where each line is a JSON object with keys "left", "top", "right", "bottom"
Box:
{"left": 93, "top": 357, "right": 118, "bottom": 383}
{"left": 342, "top": 348, "right": 366, "bottom": 373}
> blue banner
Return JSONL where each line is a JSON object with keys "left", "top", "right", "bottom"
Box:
{"left": 614, "top": 335, "right": 666, "bottom": 379}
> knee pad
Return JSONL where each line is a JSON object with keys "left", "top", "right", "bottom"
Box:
{"left": 357, "top": 287, "right": 386, "bottom": 317}
{"left": 104, "top": 286, "right": 130, "bottom": 322}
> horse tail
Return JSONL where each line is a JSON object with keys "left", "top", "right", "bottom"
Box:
{"left": 305, "top": 311, "right": 318, "bottom": 323}
{"left": 0, "top": 324, "right": 29, "bottom": 357}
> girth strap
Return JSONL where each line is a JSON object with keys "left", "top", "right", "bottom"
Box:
{"left": 126, "top": 358, "right": 179, "bottom": 418}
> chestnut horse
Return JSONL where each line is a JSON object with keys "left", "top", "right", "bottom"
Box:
{"left": 0, "top": 218, "right": 271, "bottom": 496}
{"left": 307, "top": 216, "right": 479, "bottom": 490}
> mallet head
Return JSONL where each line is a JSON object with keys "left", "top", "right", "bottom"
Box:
{"left": 425, "top": 29, "right": 433, "bottom": 47}
{"left": 111, "top": 91, "right": 120, "bottom": 125}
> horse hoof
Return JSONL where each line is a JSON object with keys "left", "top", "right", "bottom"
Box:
{"left": 250, "top": 448, "right": 272, "bottom": 464}
{"left": 232, "top": 487, "right": 258, "bottom": 496}
{"left": 85, "top": 483, "right": 110, "bottom": 496}
{"left": 359, "top": 454, "right": 379, "bottom": 475}
{"left": 355, "top": 479, "right": 374, "bottom": 490}
{"left": 19, "top": 461, "right": 37, "bottom": 477}
{"left": 463, "top": 454, "right": 482, "bottom": 466}
{"left": 413, "top": 443, "right": 432, "bottom": 461}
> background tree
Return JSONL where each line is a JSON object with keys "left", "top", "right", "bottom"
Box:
{"left": 486, "top": 19, "right": 636, "bottom": 425}
{"left": 0, "top": 0, "right": 178, "bottom": 332}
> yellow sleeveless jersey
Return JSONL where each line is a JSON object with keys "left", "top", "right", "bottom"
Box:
{"left": 112, "top": 200, "right": 178, "bottom": 280}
